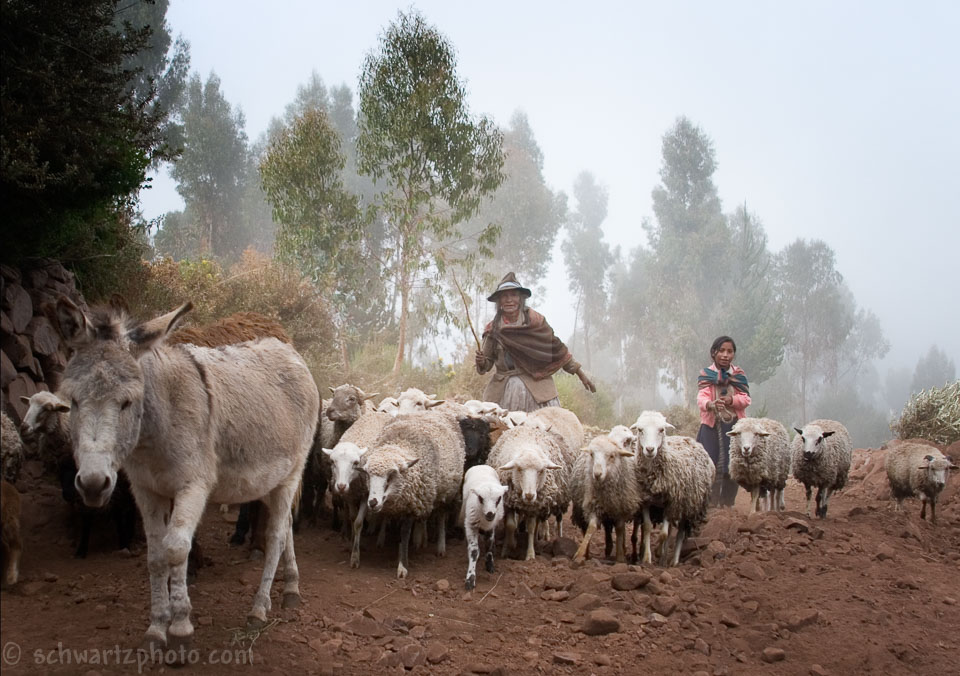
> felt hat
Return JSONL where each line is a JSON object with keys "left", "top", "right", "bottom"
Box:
{"left": 487, "top": 272, "right": 532, "bottom": 302}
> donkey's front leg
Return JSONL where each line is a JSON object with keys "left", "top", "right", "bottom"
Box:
{"left": 131, "top": 485, "right": 172, "bottom": 652}
{"left": 164, "top": 483, "right": 210, "bottom": 653}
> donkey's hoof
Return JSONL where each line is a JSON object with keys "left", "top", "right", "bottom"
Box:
{"left": 281, "top": 593, "right": 300, "bottom": 609}
{"left": 138, "top": 632, "right": 166, "bottom": 656}
{"left": 246, "top": 615, "right": 267, "bottom": 630}
{"left": 166, "top": 632, "right": 193, "bottom": 664}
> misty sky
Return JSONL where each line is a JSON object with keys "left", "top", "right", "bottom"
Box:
{"left": 141, "top": 0, "right": 960, "bottom": 374}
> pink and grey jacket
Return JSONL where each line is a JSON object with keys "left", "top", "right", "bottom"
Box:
{"left": 697, "top": 363, "right": 751, "bottom": 428}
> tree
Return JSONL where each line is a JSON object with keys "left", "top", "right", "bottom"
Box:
{"left": 357, "top": 9, "right": 504, "bottom": 379}
{"left": 168, "top": 73, "right": 250, "bottom": 258}
{"left": 911, "top": 345, "right": 956, "bottom": 393}
{"left": 774, "top": 238, "right": 852, "bottom": 421}
{"left": 1, "top": 0, "right": 174, "bottom": 262}
{"left": 562, "top": 171, "right": 613, "bottom": 369}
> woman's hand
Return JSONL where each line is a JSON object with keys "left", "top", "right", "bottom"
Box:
{"left": 474, "top": 350, "right": 486, "bottom": 370}
{"left": 578, "top": 369, "right": 597, "bottom": 393}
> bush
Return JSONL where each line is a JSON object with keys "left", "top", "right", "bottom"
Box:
{"left": 892, "top": 381, "right": 960, "bottom": 446}
{"left": 557, "top": 372, "right": 616, "bottom": 429}
{"left": 663, "top": 404, "right": 700, "bottom": 439}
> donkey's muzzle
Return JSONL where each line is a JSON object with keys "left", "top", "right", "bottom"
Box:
{"left": 75, "top": 471, "right": 113, "bottom": 508}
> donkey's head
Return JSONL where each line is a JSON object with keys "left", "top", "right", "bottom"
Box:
{"left": 52, "top": 296, "right": 192, "bottom": 507}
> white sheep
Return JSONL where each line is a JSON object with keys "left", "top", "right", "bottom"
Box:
{"left": 459, "top": 465, "right": 507, "bottom": 590}
{"left": 501, "top": 410, "right": 527, "bottom": 428}
{"left": 571, "top": 433, "right": 639, "bottom": 564}
{"left": 523, "top": 406, "right": 583, "bottom": 539}
{"left": 791, "top": 419, "right": 852, "bottom": 519}
{"left": 375, "top": 396, "right": 399, "bottom": 416}
{"left": 463, "top": 400, "right": 506, "bottom": 418}
{"left": 607, "top": 424, "right": 636, "bottom": 452}
{"left": 395, "top": 387, "right": 445, "bottom": 415}
{"left": 727, "top": 417, "right": 791, "bottom": 514}
{"left": 886, "top": 441, "right": 956, "bottom": 525}
{"left": 486, "top": 424, "right": 569, "bottom": 561}
{"left": 631, "top": 411, "right": 715, "bottom": 566}
{"left": 361, "top": 412, "right": 465, "bottom": 578}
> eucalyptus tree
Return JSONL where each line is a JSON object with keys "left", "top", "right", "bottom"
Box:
{"left": 911, "top": 345, "right": 956, "bottom": 393}
{"left": 357, "top": 9, "right": 504, "bottom": 379}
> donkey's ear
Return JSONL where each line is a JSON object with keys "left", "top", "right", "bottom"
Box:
{"left": 108, "top": 293, "right": 130, "bottom": 315}
{"left": 50, "top": 296, "right": 94, "bottom": 347}
{"left": 126, "top": 302, "right": 193, "bottom": 356}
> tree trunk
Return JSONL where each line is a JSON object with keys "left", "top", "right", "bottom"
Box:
{"left": 391, "top": 265, "right": 410, "bottom": 382}
{"left": 679, "top": 354, "right": 689, "bottom": 405}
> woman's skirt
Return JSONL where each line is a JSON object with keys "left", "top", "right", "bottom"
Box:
{"left": 697, "top": 421, "right": 739, "bottom": 507}
{"left": 500, "top": 376, "right": 560, "bottom": 413}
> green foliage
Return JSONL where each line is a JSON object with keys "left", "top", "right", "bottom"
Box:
{"left": 556, "top": 372, "right": 616, "bottom": 429}
{"left": 357, "top": 9, "right": 504, "bottom": 377}
{"left": 892, "top": 381, "right": 960, "bottom": 446}
{"left": 1, "top": 0, "right": 174, "bottom": 263}
{"left": 167, "top": 73, "right": 251, "bottom": 259}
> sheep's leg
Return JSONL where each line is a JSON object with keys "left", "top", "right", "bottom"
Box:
{"left": 503, "top": 511, "right": 517, "bottom": 557}
{"left": 525, "top": 514, "right": 538, "bottom": 561}
{"left": 820, "top": 487, "right": 832, "bottom": 519}
{"left": 397, "top": 518, "right": 413, "bottom": 579}
{"left": 3, "top": 519, "right": 21, "bottom": 585}
{"left": 815, "top": 488, "right": 825, "bottom": 519}
{"left": 658, "top": 520, "right": 675, "bottom": 567}
{"left": 435, "top": 510, "right": 447, "bottom": 557}
{"left": 604, "top": 522, "right": 614, "bottom": 560}
{"left": 920, "top": 496, "right": 927, "bottom": 521}
{"left": 376, "top": 517, "right": 388, "bottom": 548}
{"left": 930, "top": 498, "right": 937, "bottom": 525}
{"left": 483, "top": 528, "right": 496, "bottom": 573}
{"left": 132, "top": 485, "right": 173, "bottom": 652}
{"left": 630, "top": 519, "right": 640, "bottom": 564}
{"left": 465, "top": 524, "right": 479, "bottom": 590}
{"left": 804, "top": 485, "right": 813, "bottom": 518}
{"left": 670, "top": 526, "right": 686, "bottom": 567}
{"left": 248, "top": 479, "right": 297, "bottom": 628}
{"left": 350, "top": 499, "right": 367, "bottom": 569}
{"left": 555, "top": 513, "right": 563, "bottom": 539}
{"left": 749, "top": 487, "right": 760, "bottom": 514}
{"left": 615, "top": 521, "right": 627, "bottom": 564}
{"left": 894, "top": 498, "right": 903, "bottom": 513}
{"left": 641, "top": 507, "right": 653, "bottom": 564}
{"left": 573, "top": 514, "right": 599, "bottom": 563}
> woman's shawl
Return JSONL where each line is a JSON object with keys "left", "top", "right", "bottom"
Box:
{"left": 483, "top": 309, "right": 573, "bottom": 380}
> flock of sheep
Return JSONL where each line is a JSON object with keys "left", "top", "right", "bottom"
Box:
{"left": 0, "top": 303, "right": 956, "bottom": 651}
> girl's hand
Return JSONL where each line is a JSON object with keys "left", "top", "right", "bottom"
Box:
{"left": 722, "top": 394, "right": 734, "bottom": 407}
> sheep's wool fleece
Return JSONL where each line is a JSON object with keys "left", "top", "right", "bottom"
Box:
{"left": 638, "top": 435, "right": 715, "bottom": 527}
{"left": 1, "top": 412, "right": 24, "bottom": 483}
{"left": 791, "top": 419, "right": 852, "bottom": 492}
{"left": 487, "top": 425, "right": 569, "bottom": 520}
{"left": 570, "top": 437, "right": 640, "bottom": 531}
{"left": 886, "top": 441, "right": 950, "bottom": 501}
{"left": 728, "top": 417, "right": 790, "bottom": 491}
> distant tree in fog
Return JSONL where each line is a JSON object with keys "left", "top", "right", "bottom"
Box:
{"left": 357, "top": 9, "right": 504, "bottom": 380}
{"left": 883, "top": 366, "right": 912, "bottom": 413}
{"left": 562, "top": 171, "right": 612, "bottom": 369}
{"left": 911, "top": 345, "right": 956, "bottom": 393}
{"left": 774, "top": 238, "right": 852, "bottom": 421}
{"left": 166, "top": 73, "right": 250, "bottom": 258}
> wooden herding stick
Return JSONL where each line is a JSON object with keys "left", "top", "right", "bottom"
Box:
{"left": 449, "top": 268, "right": 482, "bottom": 352}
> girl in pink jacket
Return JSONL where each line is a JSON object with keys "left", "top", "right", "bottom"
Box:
{"left": 695, "top": 336, "right": 751, "bottom": 507}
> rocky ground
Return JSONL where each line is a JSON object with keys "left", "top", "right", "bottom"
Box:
{"left": 2, "top": 442, "right": 959, "bottom": 675}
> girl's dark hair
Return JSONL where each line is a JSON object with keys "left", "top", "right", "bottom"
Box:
{"left": 710, "top": 335, "right": 736, "bottom": 358}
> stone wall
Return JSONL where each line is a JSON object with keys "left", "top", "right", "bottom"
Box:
{"left": 1, "top": 261, "right": 88, "bottom": 424}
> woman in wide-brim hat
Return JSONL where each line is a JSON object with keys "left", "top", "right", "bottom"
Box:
{"left": 474, "top": 272, "right": 596, "bottom": 412}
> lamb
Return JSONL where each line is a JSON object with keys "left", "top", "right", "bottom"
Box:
{"left": 395, "top": 387, "right": 446, "bottom": 415}
{"left": 727, "top": 417, "right": 791, "bottom": 514}
{"left": 502, "top": 410, "right": 527, "bottom": 428}
{"left": 361, "top": 412, "right": 465, "bottom": 578}
{"left": 459, "top": 465, "right": 507, "bottom": 590}
{"left": 486, "top": 424, "right": 569, "bottom": 561}
{"left": 463, "top": 400, "right": 506, "bottom": 417}
{"left": 2, "top": 411, "right": 24, "bottom": 483}
{"left": 571, "top": 433, "right": 640, "bottom": 564}
{"left": 631, "top": 410, "right": 715, "bottom": 566}
{"left": 607, "top": 424, "right": 636, "bottom": 451}
{"left": 791, "top": 419, "right": 852, "bottom": 519}
{"left": 375, "top": 396, "right": 399, "bottom": 415}
{"left": 1, "top": 479, "right": 21, "bottom": 586}
{"left": 20, "top": 392, "right": 138, "bottom": 558}
{"left": 886, "top": 441, "right": 956, "bottom": 525}
{"left": 321, "top": 410, "right": 393, "bottom": 567}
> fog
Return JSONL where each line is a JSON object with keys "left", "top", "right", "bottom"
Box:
{"left": 141, "top": 1, "right": 959, "bottom": 403}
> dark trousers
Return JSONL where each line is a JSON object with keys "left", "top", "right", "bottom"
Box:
{"left": 697, "top": 421, "right": 739, "bottom": 507}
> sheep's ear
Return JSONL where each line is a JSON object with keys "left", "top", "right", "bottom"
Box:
{"left": 496, "top": 483, "right": 509, "bottom": 495}
{"left": 664, "top": 422, "right": 676, "bottom": 431}
{"left": 757, "top": 432, "right": 770, "bottom": 437}
{"left": 127, "top": 302, "right": 192, "bottom": 356}
{"left": 949, "top": 463, "right": 958, "bottom": 471}
{"left": 363, "top": 392, "right": 380, "bottom": 401}
{"left": 329, "top": 387, "right": 336, "bottom": 394}
{"left": 53, "top": 399, "right": 70, "bottom": 413}
{"left": 617, "top": 448, "right": 635, "bottom": 458}
{"left": 822, "top": 431, "right": 836, "bottom": 438}
{"left": 499, "top": 460, "right": 517, "bottom": 471}
{"left": 20, "top": 396, "right": 31, "bottom": 405}
{"left": 426, "top": 399, "right": 445, "bottom": 408}
{"left": 917, "top": 465, "right": 930, "bottom": 470}
{"left": 52, "top": 296, "right": 95, "bottom": 347}
{"left": 924, "top": 454, "right": 934, "bottom": 462}
{"left": 401, "top": 458, "right": 420, "bottom": 472}
{"left": 321, "top": 447, "right": 334, "bottom": 457}
{"left": 545, "top": 461, "right": 563, "bottom": 470}
{"left": 727, "top": 430, "right": 740, "bottom": 437}
{"left": 794, "top": 427, "right": 804, "bottom": 436}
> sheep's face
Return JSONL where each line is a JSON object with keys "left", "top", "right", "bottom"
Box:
{"left": 632, "top": 421, "right": 672, "bottom": 459}
{"left": 471, "top": 484, "right": 507, "bottom": 525}
{"left": 794, "top": 425, "right": 834, "bottom": 461}
{"left": 730, "top": 429, "right": 769, "bottom": 458}
{"left": 375, "top": 398, "right": 399, "bottom": 416}
{"left": 327, "top": 385, "right": 375, "bottom": 423}
{"left": 607, "top": 425, "right": 636, "bottom": 452}
{"left": 322, "top": 442, "right": 366, "bottom": 495}
{"left": 503, "top": 411, "right": 527, "bottom": 428}
{"left": 19, "top": 392, "right": 69, "bottom": 445}
{"left": 587, "top": 439, "right": 633, "bottom": 481}
{"left": 499, "top": 449, "right": 560, "bottom": 503}
{"left": 396, "top": 388, "right": 444, "bottom": 415}
{"left": 918, "top": 455, "right": 954, "bottom": 491}
{"left": 364, "top": 455, "right": 419, "bottom": 512}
